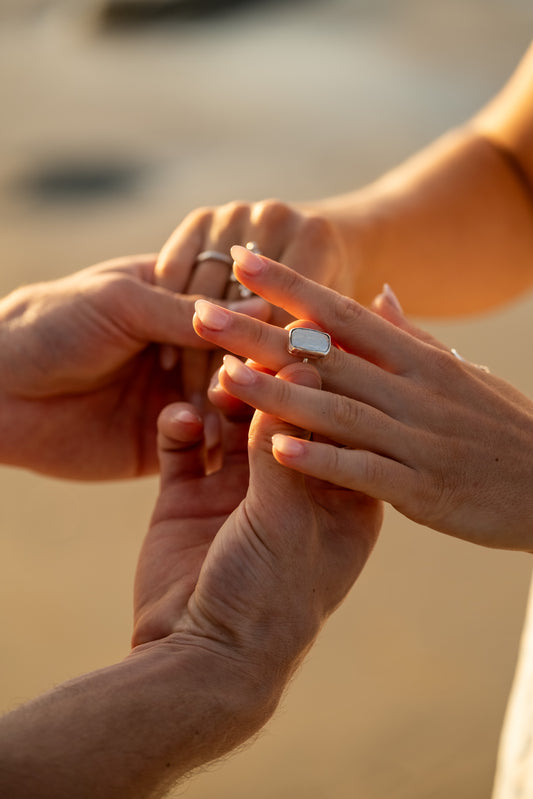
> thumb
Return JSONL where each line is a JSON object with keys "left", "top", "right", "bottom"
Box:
{"left": 157, "top": 402, "right": 206, "bottom": 489}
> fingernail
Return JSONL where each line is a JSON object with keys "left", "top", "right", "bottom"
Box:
{"left": 209, "top": 367, "right": 222, "bottom": 391}
{"left": 194, "top": 299, "right": 230, "bottom": 331}
{"left": 382, "top": 283, "right": 403, "bottom": 312}
{"left": 174, "top": 408, "right": 202, "bottom": 424}
{"left": 272, "top": 434, "right": 306, "bottom": 457}
{"left": 222, "top": 354, "right": 256, "bottom": 385}
{"left": 230, "top": 244, "right": 265, "bottom": 275}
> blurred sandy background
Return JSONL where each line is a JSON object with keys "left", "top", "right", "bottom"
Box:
{"left": 1, "top": 1, "right": 533, "bottom": 797}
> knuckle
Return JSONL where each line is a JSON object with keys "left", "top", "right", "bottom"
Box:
{"left": 356, "top": 450, "right": 383, "bottom": 486}
{"left": 300, "top": 214, "right": 336, "bottom": 246}
{"left": 185, "top": 205, "right": 213, "bottom": 226}
{"left": 426, "top": 347, "right": 459, "bottom": 385}
{"left": 330, "top": 393, "right": 360, "bottom": 434}
{"left": 251, "top": 199, "right": 292, "bottom": 228}
{"left": 219, "top": 200, "right": 249, "bottom": 224}
{"left": 330, "top": 292, "right": 364, "bottom": 329}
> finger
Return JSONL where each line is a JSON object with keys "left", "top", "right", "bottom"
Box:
{"left": 155, "top": 207, "right": 214, "bottom": 292}
{"left": 157, "top": 403, "right": 207, "bottom": 486}
{"left": 230, "top": 245, "right": 429, "bottom": 372}
{"left": 184, "top": 202, "right": 250, "bottom": 302}
{"left": 124, "top": 283, "right": 214, "bottom": 348}
{"left": 219, "top": 354, "right": 414, "bottom": 463}
{"left": 193, "top": 299, "right": 407, "bottom": 418}
{"left": 270, "top": 435, "right": 417, "bottom": 511}
{"left": 233, "top": 207, "right": 345, "bottom": 329}
{"left": 207, "top": 364, "right": 256, "bottom": 423}
{"left": 93, "top": 253, "right": 159, "bottom": 283}
{"left": 179, "top": 294, "right": 271, "bottom": 394}
{"left": 159, "top": 289, "right": 271, "bottom": 372}
{"left": 371, "top": 284, "right": 449, "bottom": 351}
{"left": 156, "top": 210, "right": 215, "bottom": 371}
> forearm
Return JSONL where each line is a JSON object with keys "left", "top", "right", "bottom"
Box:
{"left": 0, "top": 638, "right": 278, "bottom": 799}
{"left": 309, "top": 124, "right": 533, "bottom": 316}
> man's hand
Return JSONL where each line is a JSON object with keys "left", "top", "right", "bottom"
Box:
{"left": 133, "top": 364, "right": 382, "bottom": 699}
{"left": 0, "top": 254, "right": 266, "bottom": 479}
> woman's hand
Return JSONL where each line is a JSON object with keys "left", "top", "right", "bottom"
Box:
{"left": 154, "top": 200, "right": 350, "bottom": 402}
{"left": 191, "top": 246, "right": 533, "bottom": 551}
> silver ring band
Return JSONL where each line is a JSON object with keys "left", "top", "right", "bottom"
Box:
{"left": 195, "top": 250, "right": 233, "bottom": 266}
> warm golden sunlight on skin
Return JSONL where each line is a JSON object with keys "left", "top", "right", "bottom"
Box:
{"left": 1, "top": 3, "right": 533, "bottom": 799}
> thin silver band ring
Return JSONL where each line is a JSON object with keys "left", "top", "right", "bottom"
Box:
{"left": 195, "top": 250, "right": 233, "bottom": 266}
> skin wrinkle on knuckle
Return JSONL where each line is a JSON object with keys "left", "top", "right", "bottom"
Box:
{"left": 357, "top": 449, "right": 380, "bottom": 487}
{"left": 330, "top": 292, "right": 364, "bottom": 332}
{"left": 271, "top": 374, "right": 301, "bottom": 414}
{"left": 329, "top": 393, "right": 361, "bottom": 437}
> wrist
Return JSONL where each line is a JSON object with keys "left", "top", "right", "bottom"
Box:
{"left": 128, "top": 632, "right": 284, "bottom": 755}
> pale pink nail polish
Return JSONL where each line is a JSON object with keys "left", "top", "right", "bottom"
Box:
{"left": 175, "top": 408, "right": 201, "bottom": 424}
{"left": 382, "top": 283, "right": 403, "bottom": 312}
{"left": 223, "top": 354, "right": 256, "bottom": 385}
{"left": 230, "top": 245, "right": 265, "bottom": 275}
{"left": 272, "top": 434, "right": 305, "bottom": 457}
{"left": 194, "top": 299, "right": 230, "bottom": 330}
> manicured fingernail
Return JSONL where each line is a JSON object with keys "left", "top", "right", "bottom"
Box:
{"left": 222, "top": 354, "right": 256, "bottom": 385}
{"left": 175, "top": 408, "right": 202, "bottom": 424}
{"left": 230, "top": 244, "right": 265, "bottom": 275}
{"left": 272, "top": 434, "right": 306, "bottom": 457}
{"left": 209, "top": 367, "right": 222, "bottom": 391}
{"left": 382, "top": 283, "right": 403, "bottom": 312}
{"left": 194, "top": 299, "right": 230, "bottom": 331}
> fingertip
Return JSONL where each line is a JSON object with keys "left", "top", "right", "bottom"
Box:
{"left": 230, "top": 244, "right": 266, "bottom": 276}
{"left": 158, "top": 403, "right": 204, "bottom": 449}
{"left": 221, "top": 354, "right": 257, "bottom": 386}
{"left": 371, "top": 284, "right": 405, "bottom": 324}
{"left": 272, "top": 433, "right": 307, "bottom": 460}
{"left": 382, "top": 284, "right": 403, "bottom": 312}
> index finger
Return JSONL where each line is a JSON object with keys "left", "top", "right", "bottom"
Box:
{"left": 230, "top": 245, "right": 423, "bottom": 373}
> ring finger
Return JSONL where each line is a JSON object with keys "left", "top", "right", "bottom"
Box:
{"left": 193, "top": 300, "right": 407, "bottom": 419}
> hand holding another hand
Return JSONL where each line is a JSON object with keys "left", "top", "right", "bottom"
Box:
{"left": 132, "top": 368, "right": 381, "bottom": 701}
{"left": 0, "top": 254, "right": 264, "bottom": 479}
{"left": 192, "top": 246, "right": 533, "bottom": 551}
